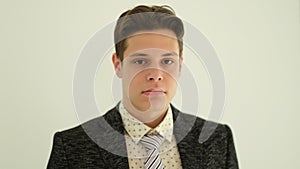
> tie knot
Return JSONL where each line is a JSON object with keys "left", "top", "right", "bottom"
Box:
{"left": 140, "top": 134, "right": 164, "bottom": 151}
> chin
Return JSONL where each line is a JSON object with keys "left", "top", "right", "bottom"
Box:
{"left": 148, "top": 99, "right": 168, "bottom": 111}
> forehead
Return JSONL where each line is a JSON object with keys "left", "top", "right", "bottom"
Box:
{"left": 124, "top": 30, "right": 179, "bottom": 58}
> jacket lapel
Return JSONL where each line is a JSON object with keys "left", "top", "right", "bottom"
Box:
{"left": 172, "top": 105, "right": 206, "bottom": 169}
{"left": 83, "top": 103, "right": 129, "bottom": 169}
{"left": 103, "top": 103, "right": 130, "bottom": 168}
{"left": 89, "top": 103, "right": 206, "bottom": 169}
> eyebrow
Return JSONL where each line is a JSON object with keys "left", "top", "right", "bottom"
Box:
{"left": 161, "top": 52, "right": 179, "bottom": 57}
{"left": 128, "top": 52, "right": 179, "bottom": 57}
{"left": 128, "top": 53, "right": 149, "bottom": 57}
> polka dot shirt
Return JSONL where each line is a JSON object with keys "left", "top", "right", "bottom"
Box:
{"left": 119, "top": 102, "right": 183, "bottom": 169}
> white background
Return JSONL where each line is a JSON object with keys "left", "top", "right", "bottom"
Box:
{"left": 0, "top": 0, "right": 299, "bottom": 168}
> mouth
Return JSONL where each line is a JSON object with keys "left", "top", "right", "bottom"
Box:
{"left": 142, "top": 88, "right": 166, "bottom": 96}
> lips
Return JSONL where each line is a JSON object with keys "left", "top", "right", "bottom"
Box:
{"left": 142, "top": 88, "right": 166, "bottom": 96}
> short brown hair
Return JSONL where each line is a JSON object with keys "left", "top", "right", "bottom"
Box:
{"left": 114, "top": 5, "right": 184, "bottom": 61}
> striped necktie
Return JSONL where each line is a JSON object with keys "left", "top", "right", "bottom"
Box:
{"left": 140, "top": 134, "right": 165, "bottom": 169}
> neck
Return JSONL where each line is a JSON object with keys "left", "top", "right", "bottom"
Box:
{"left": 122, "top": 100, "right": 169, "bottom": 128}
{"left": 144, "top": 109, "right": 168, "bottom": 128}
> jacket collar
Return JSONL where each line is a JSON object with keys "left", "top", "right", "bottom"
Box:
{"left": 171, "top": 104, "right": 206, "bottom": 169}
{"left": 99, "top": 103, "right": 205, "bottom": 169}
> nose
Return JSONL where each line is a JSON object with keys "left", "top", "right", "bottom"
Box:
{"left": 146, "top": 69, "right": 164, "bottom": 82}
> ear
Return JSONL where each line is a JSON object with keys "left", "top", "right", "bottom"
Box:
{"left": 112, "top": 53, "right": 122, "bottom": 78}
{"left": 179, "top": 54, "right": 184, "bottom": 73}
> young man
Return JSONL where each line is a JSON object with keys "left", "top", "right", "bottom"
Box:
{"left": 47, "top": 5, "right": 239, "bottom": 169}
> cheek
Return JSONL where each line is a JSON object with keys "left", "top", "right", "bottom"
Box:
{"left": 163, "top": 65, "right": 181, "bottom": 82}
{"left": 128, "top": 73, "right": 144, "bottom": 92}
{"left": 122, "top": 63, "right": 145, "bottom": 82}
{"left": 166, "top": 76, "right": 178, "bottom": 94}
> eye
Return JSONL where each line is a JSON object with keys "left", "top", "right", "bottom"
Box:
{"left": 162, "top": 59, "right": 174, "bottom": 65}
{"left": 134, "top": 59, "right": 147, "bottom": 65}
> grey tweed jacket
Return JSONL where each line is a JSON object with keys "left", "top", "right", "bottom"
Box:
{"left": 47, "top": 104, "right": 239, "bottom": 169}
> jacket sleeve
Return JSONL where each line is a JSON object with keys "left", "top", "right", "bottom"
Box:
{"left": 47, "top": 132, "right": 69, "bottom": 169}
{"left": 224, "top": 125, "right": 239, "bottom": 169}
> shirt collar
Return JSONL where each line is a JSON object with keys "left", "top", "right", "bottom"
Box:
{"left": 119, "top": 102, "right": 174, "bottom": 144}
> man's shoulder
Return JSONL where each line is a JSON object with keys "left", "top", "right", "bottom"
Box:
{"left": 51, "top": 116, "right": 102, "bottom": 145}
{"left": 172, "top": 106, "right": 226, "bottom": 129}
{"left": 174, "top": 108, "right": 233, "bottom": 142}
{"left": 57, "top": 116, "right": 102, "bottom": 134}
{"left": 55, "top": 104, "right": 233, "bottom": 143}
{"left": 54, "top": 106, "right": 119, "bottom": 141}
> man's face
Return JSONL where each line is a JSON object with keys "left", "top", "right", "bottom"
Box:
{"left": 113, "top": 29, "right": 183, "bottom": 122}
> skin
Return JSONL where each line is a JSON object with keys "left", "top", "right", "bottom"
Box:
{"left": 112, "top": 29, "right": 183, "bottom": 128}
